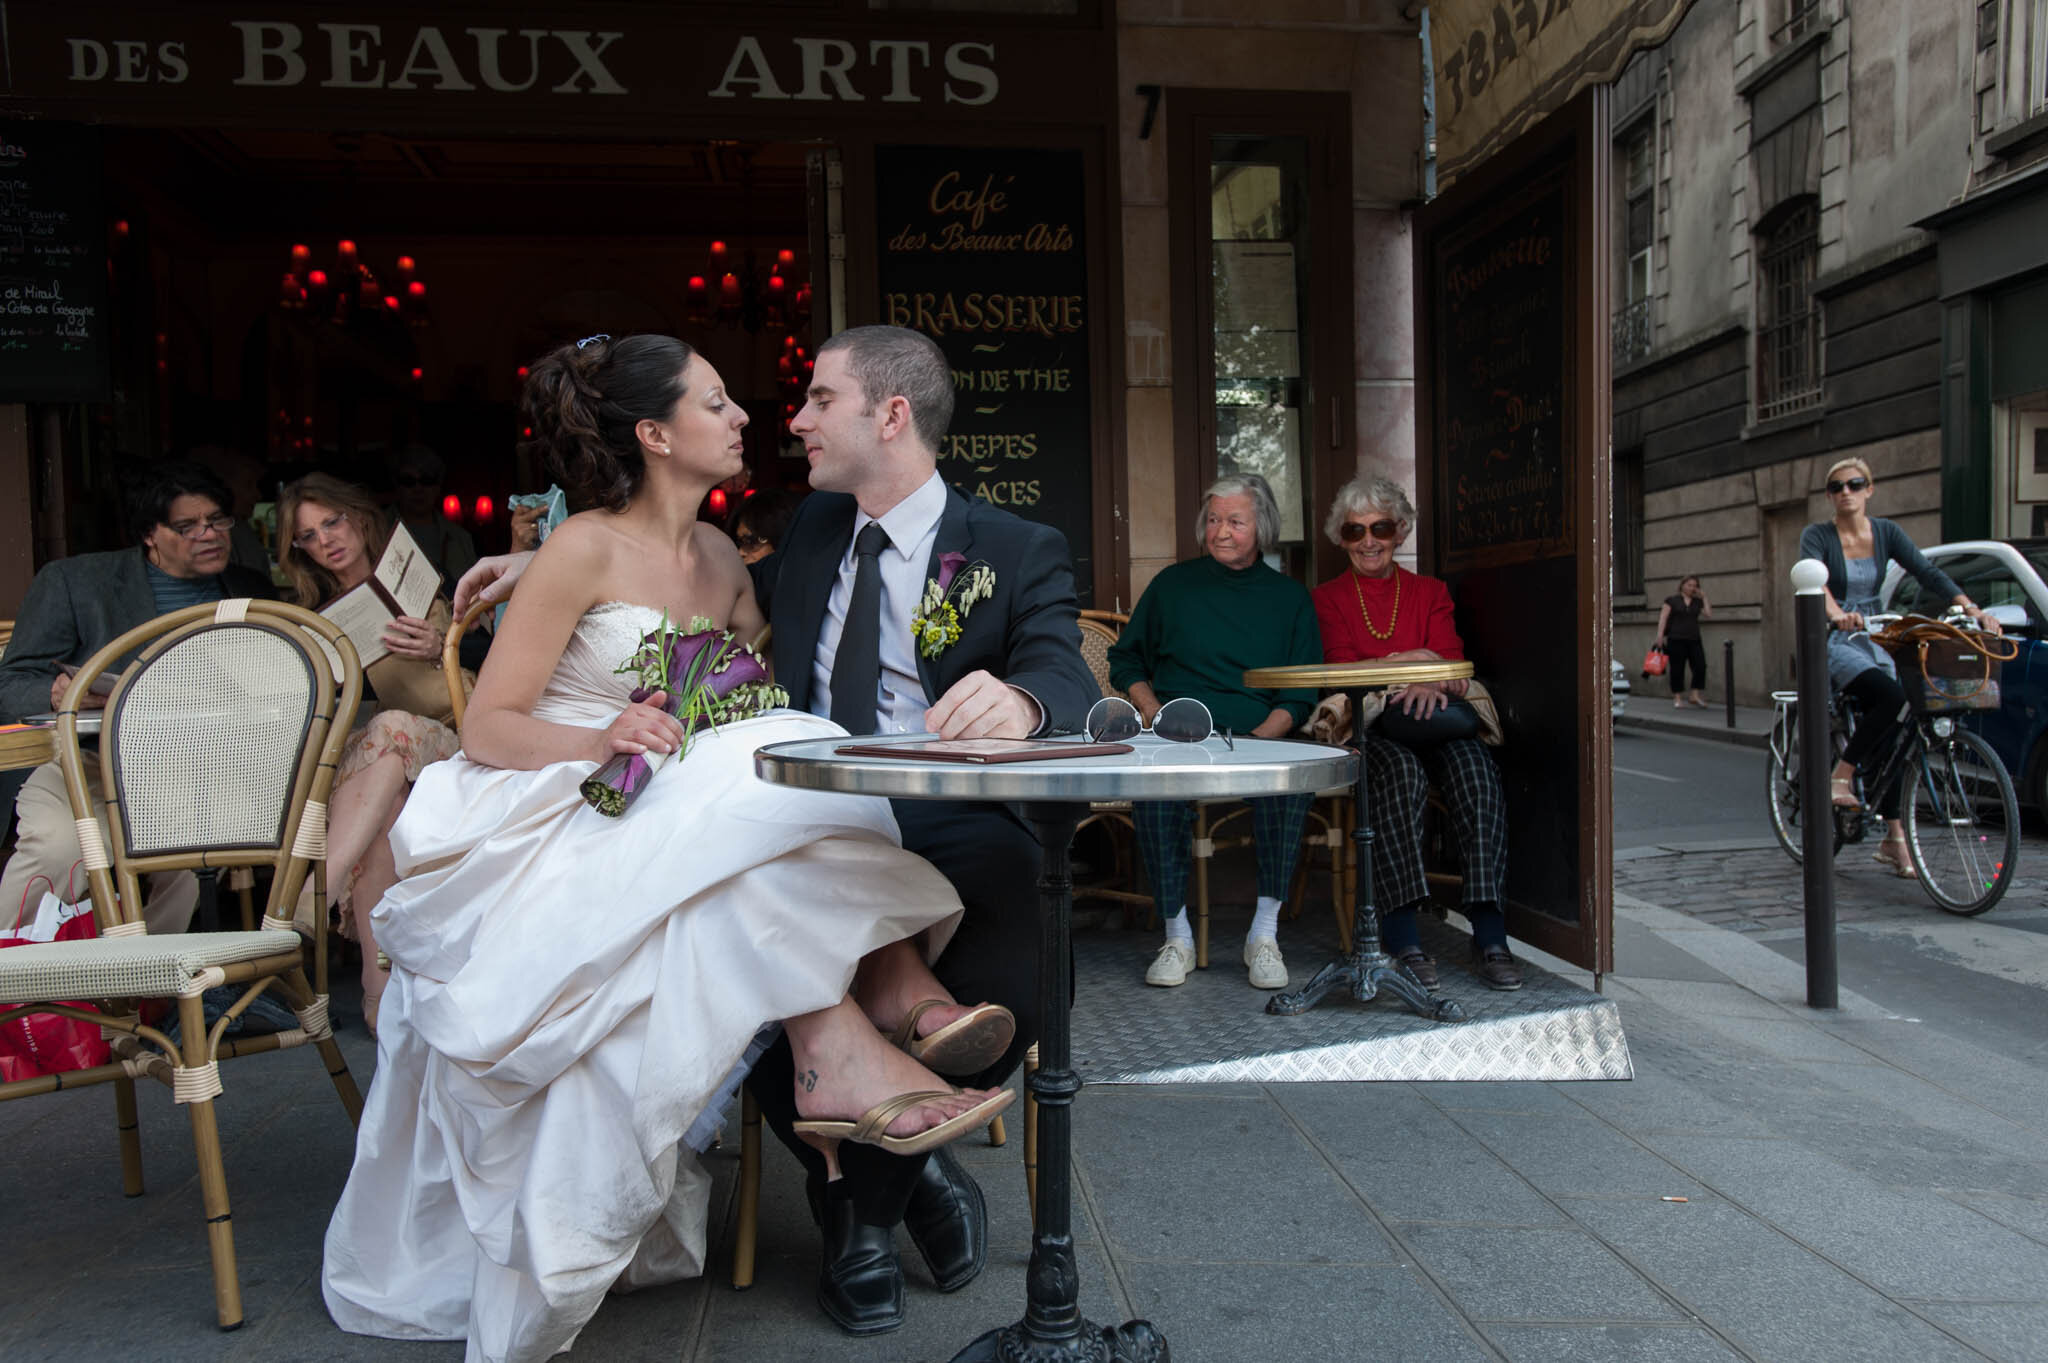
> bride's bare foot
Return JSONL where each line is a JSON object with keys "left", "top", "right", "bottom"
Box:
{"left": 788, "top": 997, "right": 1003, "bottom": 1141}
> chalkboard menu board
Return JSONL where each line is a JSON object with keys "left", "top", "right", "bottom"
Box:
{"left": 875, "top": 146, "right": 1093, "bottom": 601}
{"left": 1429, "top": 157, "right": 1572, "bottom": 571}
{"left": 0, "top": 121, "right": 110, "bottom": 403}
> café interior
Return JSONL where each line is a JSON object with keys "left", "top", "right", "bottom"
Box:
{"left": 52, "top": 127, "right": 822, "bottom": 560}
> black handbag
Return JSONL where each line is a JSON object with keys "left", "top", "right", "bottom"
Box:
{"left": 1373, "top": 696, "right": 1481, "bottom": 748}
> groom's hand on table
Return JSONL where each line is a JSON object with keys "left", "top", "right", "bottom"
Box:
{"left": 924, "top": 671, "right": 1042, "bottom": 740}
{"left": 453, "top": 551, "right": 537, "bottom": 619}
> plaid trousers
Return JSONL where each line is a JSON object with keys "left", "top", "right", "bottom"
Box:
{"left": 1362, "top": 734, "right": 1507, "bottom": 911}
{"left": 1133, "top": 793, "right": 1315, "bottom": 916}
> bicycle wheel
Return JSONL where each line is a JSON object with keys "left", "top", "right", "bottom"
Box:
{"left": 1904, "top": 727, "right": 2020, "bottom": 916}
{"left": 1765, "top": 709, "right": 1846, "bottom": 864}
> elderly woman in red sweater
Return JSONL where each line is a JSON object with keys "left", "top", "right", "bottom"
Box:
{"left": 1311, "top": 475, "right": 1520, "bottom": 991}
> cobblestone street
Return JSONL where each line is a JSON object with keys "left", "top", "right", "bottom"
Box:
{"left": 1615, "top": 830, "right": 2048, "bottom": 936}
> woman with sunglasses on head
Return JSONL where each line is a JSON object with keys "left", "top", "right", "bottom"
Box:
{"left": 1106, "top": 472, "right": 1322, "bottom": 990}
{"left": 1799, "top": 456, "right": 1998, "bottom": 877}
{"left": 1310, "top": 476, "right": 1520, "bottom": 991}
{"left": 277, "top": 473, "right": 463, "bottom": 1035}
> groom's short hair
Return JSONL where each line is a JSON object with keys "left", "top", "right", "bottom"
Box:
{"left": 820, "top": 326, "right": 954, "bottom": 449}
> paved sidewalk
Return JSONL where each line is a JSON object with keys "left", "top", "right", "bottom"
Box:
{"left": 4, "top": 867, "right": 2047, "bottom": 1362}
{"left": 1616, "top": 697, "right": 1778, "bottom": 748}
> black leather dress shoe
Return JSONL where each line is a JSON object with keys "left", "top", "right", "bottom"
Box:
{"left": 816, "top": 1183, "right": 905, "bottom": 1335}
{"left": 904, "top": 1145, "right": 987, "bottom": 1292}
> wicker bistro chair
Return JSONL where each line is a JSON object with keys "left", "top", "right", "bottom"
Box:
{"left": 443, "top": 598, "right": 493, "bottom": 727}
{"left": 0, "top": 599, "right": 366, "bottom": 1331}
{"left": 1072, "top": 612, "right": 1152, "bottom": 921}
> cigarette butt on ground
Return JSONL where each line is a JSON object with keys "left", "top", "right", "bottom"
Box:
{"left": 1661, "top": 1196, "right": 1690, "bottom": 1203}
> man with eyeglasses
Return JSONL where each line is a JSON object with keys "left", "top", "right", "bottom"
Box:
{"left": 0, "top": 461, "right": 274, "bottom": 934}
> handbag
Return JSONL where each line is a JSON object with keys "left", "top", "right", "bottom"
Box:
{"left": 1641, "top": 645, "right": 1668, "bottom": 678}
{"left": 0, "top": 863, "right": 112, "bottom": 1083}
{"left": 1374, "top": 696, "right": 1482, "bottom": 748}
{"left": 1904, "top": 636, "right": 2001, "bottom": 712}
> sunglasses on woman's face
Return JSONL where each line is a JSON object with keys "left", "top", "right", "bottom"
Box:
{"left": 1084, "top": 696, "right": 1232, "bottom": 749}
{"left": 1825, "top": 476, "right": 1870, "bottom": 495}
{"left": 1339, "top": 519, "right": 1400, "bottom": 544}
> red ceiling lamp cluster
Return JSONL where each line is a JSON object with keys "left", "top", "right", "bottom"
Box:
{"left": 279, "top": 239, "right": 431, "bottom": 329}
{"left": 777, "top": 335, "right": 814, "bottom": 427}
{"left": 685, "top": 241, "right": 811, "bottom": 335}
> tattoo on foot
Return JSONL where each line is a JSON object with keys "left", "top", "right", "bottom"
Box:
{"left": 799, "top": 1069, "right": 818, "bottom": 1093}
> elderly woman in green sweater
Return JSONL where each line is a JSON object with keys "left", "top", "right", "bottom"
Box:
{"left": 1107, "top": 472, "right": 1323, "bottom": 990}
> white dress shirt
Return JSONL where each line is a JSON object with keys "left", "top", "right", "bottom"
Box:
{"left": 810, "top": 472, "right": 948, "bottom": 734}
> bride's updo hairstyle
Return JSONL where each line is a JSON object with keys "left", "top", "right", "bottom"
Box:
{"left": 520, "top": 333, "right": 697, "bottom": 513}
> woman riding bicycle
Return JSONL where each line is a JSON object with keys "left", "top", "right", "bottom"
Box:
{"left": 1800, "top": 456, "right": 2001, "bottom": 877}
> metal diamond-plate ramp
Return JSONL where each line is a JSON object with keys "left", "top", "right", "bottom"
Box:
{"left": 1072, "top": 918, "right": 1632, "bottom": 1084}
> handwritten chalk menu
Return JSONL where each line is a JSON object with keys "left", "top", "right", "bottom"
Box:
{"left": 1429, "top": 157, "right": 1572, "bottom": 571}
{"left": 875, "top": 146, "right": 1094, "bottom": 602}
{"left": 0, "top": 122, "right": 110, "bottom": 403}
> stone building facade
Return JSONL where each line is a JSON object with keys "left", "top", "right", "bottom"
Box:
{"left": 1608, "top": 0, "right": 2048, "bottom": 702}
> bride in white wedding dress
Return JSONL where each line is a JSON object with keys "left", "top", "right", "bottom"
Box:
{"left": 322, "top": 335, "right": 1011, "bottom": 1363}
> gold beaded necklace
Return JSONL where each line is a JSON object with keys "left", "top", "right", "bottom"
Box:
{"left": 1351, "top": 568, "right": 1400, "bottom": 640}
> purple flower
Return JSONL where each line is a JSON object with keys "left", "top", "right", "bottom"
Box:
{"left": 937, "top": 552, "right": 968, "bottom": 593}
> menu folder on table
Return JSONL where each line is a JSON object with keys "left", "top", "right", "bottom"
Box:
{"left": 833, "top": 738, "right": 1134, "bottom": 763}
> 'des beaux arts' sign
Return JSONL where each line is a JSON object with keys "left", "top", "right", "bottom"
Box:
{"left": 0, "top": 5, "right": 1106, "bottom": 126}
{"left": 876, "top": 147, "right": 1095, "bottom": 602}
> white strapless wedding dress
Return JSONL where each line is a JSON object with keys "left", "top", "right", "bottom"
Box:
{"left": 322, "top": 603, "right": 961, "bottom": 1363}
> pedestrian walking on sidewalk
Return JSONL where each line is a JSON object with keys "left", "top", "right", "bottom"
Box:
{"left": 1656, "top": 575, "right": 1712, "bottom": 708}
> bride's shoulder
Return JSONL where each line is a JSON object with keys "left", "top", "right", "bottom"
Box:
{"left": 533, "top": 513, "right": 614, "bottom": 565}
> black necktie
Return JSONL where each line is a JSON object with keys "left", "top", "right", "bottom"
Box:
{"left": 830, "top": 522, "right": 890, "bottom": 735}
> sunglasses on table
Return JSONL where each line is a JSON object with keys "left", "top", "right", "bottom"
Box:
{"left": 1084, "top": 696, "right": 1233, "bottom": 750}
{"left": 1339, "top": 519, "right": 1401, "bottom": 544}
{"left": 1824, "top": 476, "right": 1870, "bottom": 494}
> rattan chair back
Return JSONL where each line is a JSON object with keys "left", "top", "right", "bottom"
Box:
{"left": 443, "top": 599, "right": 493, "bottom": 727}
{"left": 52, "top": 600, "right": 362, "bottom": 934}
{"left": 1076, "top": 616, "right": 1124, "bottom": 700}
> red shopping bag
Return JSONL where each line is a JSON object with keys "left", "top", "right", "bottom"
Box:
{"left": 1, "top": 865, "right": 112, "bottom": 1082}
{"left": 1641, "top": 646, "right": 1668, "bottom": 678}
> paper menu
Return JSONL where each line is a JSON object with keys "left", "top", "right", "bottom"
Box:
{"left": 317, "top": 522, "right": 439, "bottom": 668}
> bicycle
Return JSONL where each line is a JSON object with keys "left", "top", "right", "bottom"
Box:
{"left": 1765, "top": 612, "right": 2021, "bottom": 916}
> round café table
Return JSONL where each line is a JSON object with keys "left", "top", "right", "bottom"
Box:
{"left": 756, "top": 732, "right": 1354, "bottom": 1363}
{"left": 1243, "top": 658, "right": 1476, "bottom": 1024}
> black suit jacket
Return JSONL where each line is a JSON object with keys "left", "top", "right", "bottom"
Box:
{"left": 0, "top": 548, "right": 276, "bottom": 722}
{"left": 771, "top": 486, "right": 1097, "bottom": 738}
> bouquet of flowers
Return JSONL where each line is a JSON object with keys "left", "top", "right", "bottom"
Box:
{"left": 580, "top": 613, "right": 787, "bottom": 817}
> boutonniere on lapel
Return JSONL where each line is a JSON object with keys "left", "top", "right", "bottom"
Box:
{"left": 911, "top": 552, "right": 997, "bottom": 659}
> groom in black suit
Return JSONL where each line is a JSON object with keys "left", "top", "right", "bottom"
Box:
{"left": 750, "top": 325, "right": 1097, "bottom": 1335}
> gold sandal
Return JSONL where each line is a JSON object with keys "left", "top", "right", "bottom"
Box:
{"left": 1830, "top": 775, "right": 1862, "bottom": 808}
{"left": 1873, "top": 839, "right": 1916, "bottom": 878}
{"left": 889, "top": 1000, "right": 1016, "bottom": 1077}
{"left": 793, "top": 1088, "right": 1014, "bottom": 1156}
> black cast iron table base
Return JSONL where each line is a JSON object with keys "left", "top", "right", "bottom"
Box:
{"left": 947, "top": 802, "right": 1168, "bottom": 1363}
{"left": 1266, "top": 686, "right": 1467, "bottom": 1024}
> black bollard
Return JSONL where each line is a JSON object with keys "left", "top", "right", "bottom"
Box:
{"left": 1724, "top": 639, "right": 1736, "bottom": 729}
{"left": 1791, "top": 562, "right": 1838, "bottom": 1009}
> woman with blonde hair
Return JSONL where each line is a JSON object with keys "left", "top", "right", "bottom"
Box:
{"left": 277, "top": 472, "right": 459, "bottom": 1033}
{"left": 1798, "top": 456, "right": 1998, "bottom": 876}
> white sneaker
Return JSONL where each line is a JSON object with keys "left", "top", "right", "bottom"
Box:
{"left": 1243, "top": 938, "right": 1287, "bottom": 989}
{"left": 1145, "top": 939, "right": 1197, "bottom": 987}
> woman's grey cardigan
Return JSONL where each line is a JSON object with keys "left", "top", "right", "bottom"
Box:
{"left": 1798, "top": 517, "right": 1960, "bottom": 607}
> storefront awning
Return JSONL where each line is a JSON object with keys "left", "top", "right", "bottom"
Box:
{"left": 1431, "top": 0, "right": 1695, "bottom": 188}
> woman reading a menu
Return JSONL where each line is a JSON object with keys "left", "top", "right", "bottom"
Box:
{"left": 278, "top": 473, "right": 461, "bottom": 1036}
